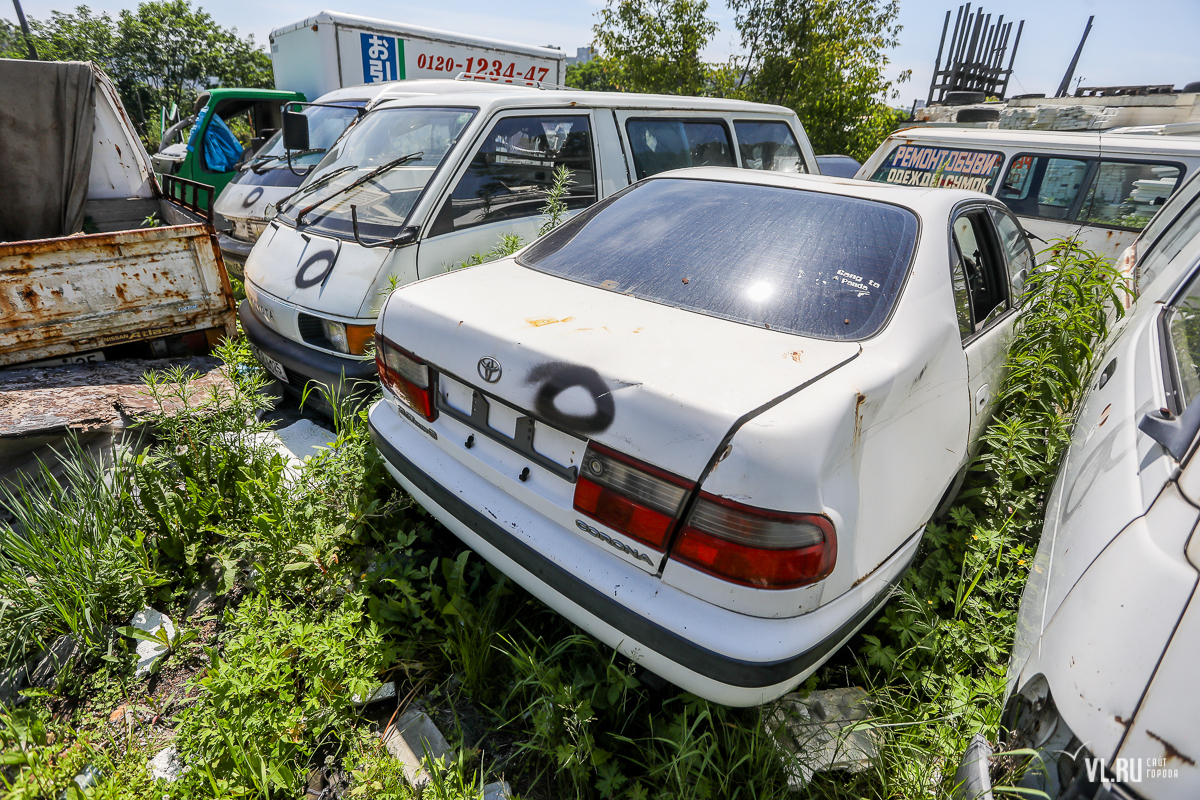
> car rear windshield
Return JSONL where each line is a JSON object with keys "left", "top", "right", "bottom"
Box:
{"left": 518, "top": 178, "right": 919, "bottom": 340}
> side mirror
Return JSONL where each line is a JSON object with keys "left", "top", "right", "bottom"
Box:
{"left": 282, "top": 111, "right": 310, "bottom": 151}
{"left": 1139, "top": 400, "right": 1200, "bottom": 461}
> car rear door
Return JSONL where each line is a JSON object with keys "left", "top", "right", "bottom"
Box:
{"left": 949, "top": 203, "right": 1018, "bottom": 445}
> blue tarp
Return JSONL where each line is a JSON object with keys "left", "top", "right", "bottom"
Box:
{"left": 187, "top": 109, "right": 243, "bottom": 172}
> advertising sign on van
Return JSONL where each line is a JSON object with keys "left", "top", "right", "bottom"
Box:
{"left": 349, "top": 29, "right": 554, "bottom": 87}
{"left": 871, "top": 145, "right": 1004, "bottom": 193}
{"left": 361, "top": 33, "right": 402, "bottom": 83}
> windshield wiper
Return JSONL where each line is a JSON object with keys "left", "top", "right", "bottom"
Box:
{"left": 295, "top": 152, "right": 423, "bottom": 226}
{"left": 251, "top": 148, "right": 326, "bottom": 174}
{"left": 273, "top": 164, "right": 357, "bottom": 218}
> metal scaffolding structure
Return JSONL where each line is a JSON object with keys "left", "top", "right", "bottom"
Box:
{"left": 927, "top": 4, "right": 1023, "bottom": 104}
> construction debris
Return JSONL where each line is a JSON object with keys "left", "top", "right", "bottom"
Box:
{"left": 766, "top": 687, "right": 883, "bottom": 789}
{"left": 381, "top": 708, "right": 453, "bottom": 788}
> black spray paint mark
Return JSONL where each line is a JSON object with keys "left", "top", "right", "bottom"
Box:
{"left": 526, "top": 362, "right": 615, "bottom": 434}
{"left": 241, "top": 186, "right": 264, "bottom": 207}
{"left": 295, "top": 249, "right": 337, "bottom": 288}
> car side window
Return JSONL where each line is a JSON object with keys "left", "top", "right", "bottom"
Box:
{"left": 998, "top": 155, "right": 1089, "bottom": 220}
{"left": 1139, "top": 185, "right": 1200, "bottom": 290}
{"left": 950, "top": 210, "right": 1009, "bottom": 339}
{"left": 626, "top": 119, "right": 734, "bottom": 179}
{"left": 429, "top": 114, "right": 596, "bottom": 236}
{"left": 734, "top": 121, "right": 806, "bottom": 173}
{"left": 1079, "top": 161, "right": 1182, "bottom": 230}
{"left": 1164, "top": 274, "right": 1200, "bottom": 413}
{"left": 989, "top": 207, "right": 1035, "bottom": 301}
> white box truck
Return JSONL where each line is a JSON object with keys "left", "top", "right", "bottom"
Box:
{"left": 269, "top": 11, "right": 567, "bottom": 102}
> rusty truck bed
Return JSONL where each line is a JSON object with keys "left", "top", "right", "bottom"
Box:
{"left": 0, "top": 220, "right": 236, "bottom": 367}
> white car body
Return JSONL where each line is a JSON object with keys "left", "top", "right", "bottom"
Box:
{"left": 857, "top": 128, "right": 1200, "bottom": 264}
{"left": 239, "top": 82, "right": 818, "bottom": 411}
{"left": 991, "top": 170, "right": 1200, "bottom": 799}
{"left": 368, "top": 168, "right": 1035, "bottom": 705}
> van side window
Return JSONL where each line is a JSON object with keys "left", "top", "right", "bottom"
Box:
{"left": 951, "top": 211, "right": 1009, "bottom": 337}
{"left": 430, "top": 115, "right": 595, "bottom": 235}
{"left": 988, "top": 207, "right": 1034, "bottom": 301}
{"left": 1080, "top": 161, "right": 1181, "bottom": 230}
{"left": 626, "top": 119, "right": 734, "bottom": 179}
{"left": 998, "top": 155, "right": 1088, "bottom": 220}
{"left": 734, "top": 121, "right": 806, "bottom": 173}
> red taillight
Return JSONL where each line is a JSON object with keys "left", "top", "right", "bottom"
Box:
{"left": 573, "top": 443, "right": 692, "bottom": 549}
{"left": 375, "top": 335, "right": 437, "bottom": 422}
{"left": 671, "top": 493, "right": 836, "bottom": 589}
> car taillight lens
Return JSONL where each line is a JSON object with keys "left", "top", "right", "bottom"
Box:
{"left": 375, "top": 335, "right": 437, "bottom": 421}
{"left": 573, "top": 443, "right": 692, "bottom": 549}
{"left": 671, "top": 494, "right": 835, "bottom": 589}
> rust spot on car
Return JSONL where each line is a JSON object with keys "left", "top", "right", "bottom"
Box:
{"left": 717, "top": 444, "right": 732, "bottom": 462}
{"left": 527, "top": 316, "right": 574, "bottom": 327}
{"left": 788, "top": 351, "right": 803, "bottom": 363}
{"left": 1147, "top": 730, "right": 1196, "bottom": 766}
{"left": 853, "top": 392, "right": 867, "bottom": 447}
{"left": 681, "top": 277, "right": 689, "bottom": 284}
{"left": 1115, "top": 715, "right": 1128, "bottom": 726}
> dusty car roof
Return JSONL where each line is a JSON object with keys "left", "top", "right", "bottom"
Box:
{"left": 882, "top": 125, "right": 1200, "bottom": 158}
{"left": 647, "top": 166, "right": 993, "bottom": 217}
{"left": 371, "top": 79, "right": 796, "bottom": 116}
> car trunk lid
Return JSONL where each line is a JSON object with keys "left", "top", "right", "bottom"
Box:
{"left": 382, "top": 259, "right": 860, "bottom": 481}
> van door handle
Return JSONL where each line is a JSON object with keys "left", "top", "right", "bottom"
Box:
{"left": 975, "top": 384, "right": 990, "bottom": 416}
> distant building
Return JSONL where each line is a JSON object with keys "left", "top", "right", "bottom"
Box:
{"left": 566, "top": 47, "right": 593, "bottom": 66}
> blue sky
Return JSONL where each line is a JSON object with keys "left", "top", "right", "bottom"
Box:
{"left": 10, "top": 0, "right": 1200, "bottom": 103}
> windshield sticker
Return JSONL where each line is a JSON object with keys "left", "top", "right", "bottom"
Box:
{"left": 872, "top": 146, "right": 1003, "bottom": 193}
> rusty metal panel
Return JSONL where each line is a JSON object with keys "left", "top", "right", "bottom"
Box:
{"left": 0, "top": 222, "right": 236, "bottom": 367}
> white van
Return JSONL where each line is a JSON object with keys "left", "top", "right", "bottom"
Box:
{"left": 214, "top": 81, "right": 496, "bottom": 272}
{"left": 239, "top": 80, "right": 818, "bottom": 408}
{"left": 857, "top": 128, "right": 1200, "bottom": 263}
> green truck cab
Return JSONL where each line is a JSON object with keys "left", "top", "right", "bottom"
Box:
{"left": 151, "top": 87, "right": 306, "bottom": 211}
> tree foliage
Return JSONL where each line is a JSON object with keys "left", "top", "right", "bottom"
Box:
{"left": 0, "top": 2, "right": 272, "bottom": 144}
{"left": 591, "top": 0, "right": 720, "bottom": 96}
{"left": 729, "top": 0, "right": 909, "bottom": 160}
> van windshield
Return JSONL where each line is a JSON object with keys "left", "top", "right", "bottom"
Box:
{"left": 250, "top": 101, "right": 368, "bottom": 172}
{"left": 518, "top": 178, "right": 919, "bottom": 341}
{"left": 279, "top": 106, "right": 476, "bottom": 242}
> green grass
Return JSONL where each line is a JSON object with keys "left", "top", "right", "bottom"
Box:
{"left": 0, "top": 238, "right": 1122, "bottom": 799}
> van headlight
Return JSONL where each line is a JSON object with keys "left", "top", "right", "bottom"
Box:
{"left": 320, "top": 319, "right": 374, "bottom": 355}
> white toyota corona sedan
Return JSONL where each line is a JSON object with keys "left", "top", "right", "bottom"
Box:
{"left": 367, "top": 167, "right": 1035, "bottom": 706}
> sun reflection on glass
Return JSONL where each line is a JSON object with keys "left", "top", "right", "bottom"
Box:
{"left": 746, "top": 281, "right": 773, "bottom": 302}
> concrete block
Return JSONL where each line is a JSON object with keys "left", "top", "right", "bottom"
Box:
{"left": 766, "top": 687, "right": 882, "bottom": 789}
{"left": 381, "top": 708, "right": 452, "bottom": 787}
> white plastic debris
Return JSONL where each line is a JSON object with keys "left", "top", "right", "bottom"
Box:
{"left": 766, "top": 687, "right": 882, "bottom": 789}
{"left": 129, "top": 608, "right": 175, "bottom": 680}
{"left": 253, "top": 419, "right": 336, "bottom": 478}
{"left": 148, "top": 745, "right": 187, "bottom": 782}
{"left": 381, "top": 708, "right": 452, "bottom": 788}
{"left": 352, "top": 681, "right": 397, "bottom": 706}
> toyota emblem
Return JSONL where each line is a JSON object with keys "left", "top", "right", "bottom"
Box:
{"left": 477, "top": 356, "right": 502, "bottom": 383}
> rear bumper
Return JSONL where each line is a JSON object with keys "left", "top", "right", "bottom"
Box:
{"left": 239, "top": 299, "right": 377, "bottom": 410}
{"left": 368, "top": 398, "right": 919, "bottom": 706}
